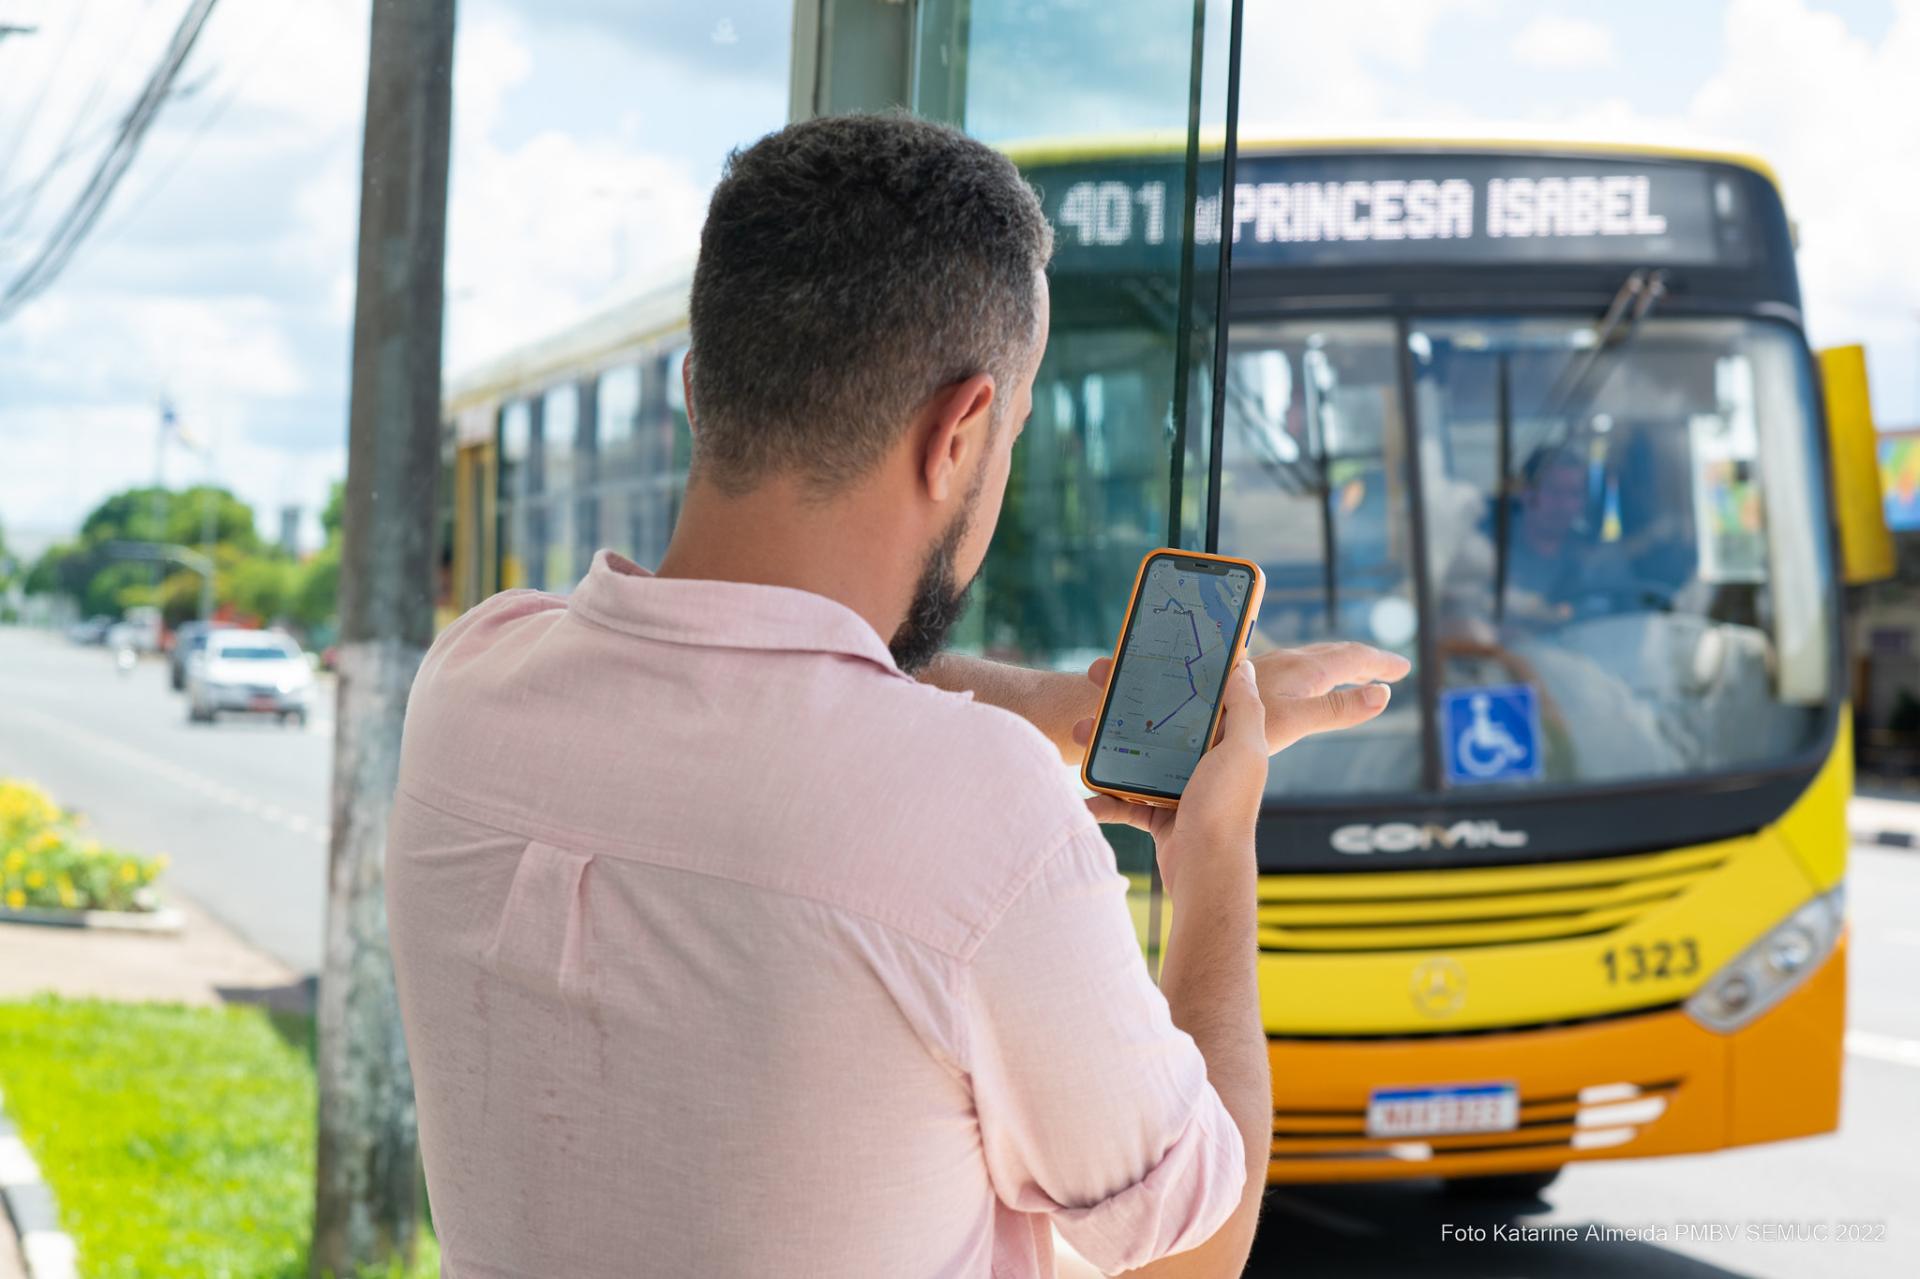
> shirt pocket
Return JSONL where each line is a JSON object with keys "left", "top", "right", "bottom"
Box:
{"left": 481, "top": 840, "right": 596, "bottom": 1004}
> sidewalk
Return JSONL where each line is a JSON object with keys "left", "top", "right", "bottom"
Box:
{"left": 0, "top": 891, "right": 298, "bottom": 1006}
{"left": 0, "top": 888, "right": 301, "bottom": 1277}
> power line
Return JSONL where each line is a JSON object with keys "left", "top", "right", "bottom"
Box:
{"left": 4, "top": 0, "right": 178, "bottom": 244}
{"left": 0, "top": 4, "right": 83, "bottom": 198}
{"left": 0, "top": 112, "right": 127, "bottom": 235}
{"left": 0, "top": 0, "right": 219, "bottom": 325}
{"left": 95, "top": 4, "right": 300, "bottom": 249}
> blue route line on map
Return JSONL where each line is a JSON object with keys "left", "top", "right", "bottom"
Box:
{"left": 1144, "top": 596, "right": 1213, "bottom": 733}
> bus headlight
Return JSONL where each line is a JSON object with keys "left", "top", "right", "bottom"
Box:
{"left": 1683, "top": 884, "right": 1843, "bottom": 1034}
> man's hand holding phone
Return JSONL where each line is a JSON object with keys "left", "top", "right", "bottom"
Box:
{"left": 1083, "top": 660, "right": 1267, "bottom": 899}
{"left": 1083, "top": 660, "right": 1273, "bottom": 1279}
{"left": 1075, "top": 642, "right": 1401, "bottom": 761}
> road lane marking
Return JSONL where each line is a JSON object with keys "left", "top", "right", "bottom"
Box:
{"left": 1846, "top": 1029, "right": 1920, "bottom": 1069}
{"left": 0, "top": 701, "right": 326, "bottom": 847}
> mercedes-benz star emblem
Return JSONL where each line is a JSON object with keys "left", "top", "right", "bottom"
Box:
{"left": 1410, "top": 956, "right": 1467, "bottom": 1017}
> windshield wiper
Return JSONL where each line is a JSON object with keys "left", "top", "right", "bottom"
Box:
{"left": 1541, "top": 268, "right": 1667, "bottom": 428}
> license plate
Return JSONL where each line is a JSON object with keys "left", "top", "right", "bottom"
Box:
{"left": 1367, "top": 1083, "right": 1518, "bottom": 1137}
{"left": 249, "top": 696, "right": 277, "bottom": 711}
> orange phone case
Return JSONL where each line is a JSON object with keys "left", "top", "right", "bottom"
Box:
{"left": 1080, "top": 548, "right": 1266, "bottom": 809}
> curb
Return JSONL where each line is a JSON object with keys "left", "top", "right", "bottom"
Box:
{"left": 0, "top": 905, "right": 184, "bottom": 936}
{"left": 0, "top": 1092, "right": 75, "bottom": 1279}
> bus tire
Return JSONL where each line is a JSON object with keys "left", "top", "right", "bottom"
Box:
{"left": 1442, "top": 1168, "right": 1562, "bottom": 1199}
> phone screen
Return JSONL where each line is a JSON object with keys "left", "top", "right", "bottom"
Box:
{"left": 1086, "top": 554, "right": 1258, "bottom": 799}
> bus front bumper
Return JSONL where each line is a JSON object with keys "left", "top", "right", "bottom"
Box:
{"left": 1266, "top": 934, "right": 1846, "bottom": 1183}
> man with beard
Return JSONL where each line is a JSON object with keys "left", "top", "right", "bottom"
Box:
{"left": 386, "top": 115, "right": 1405, "bottom": 1279}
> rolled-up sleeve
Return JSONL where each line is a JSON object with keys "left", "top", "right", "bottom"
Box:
{"left": 963, "top": 824, "right": 1246, "bottom": 1275}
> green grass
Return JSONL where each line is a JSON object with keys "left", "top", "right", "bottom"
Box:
{"left": 0, "top": 997, "right": 437, "bottom": 1279}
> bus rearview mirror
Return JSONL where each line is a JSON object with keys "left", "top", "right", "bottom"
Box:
{"left": 1817, "top": 344, "right": 1895, "bottom": 585}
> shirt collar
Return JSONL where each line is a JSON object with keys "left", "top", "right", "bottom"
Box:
{"left": 567, "top": 550, "right": 908, "bottom": 678}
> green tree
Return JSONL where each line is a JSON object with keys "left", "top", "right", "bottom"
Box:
{"left": 27, "top": 486, "right": 263, "bottom": 621}
{"left": 77, "top": 485, "right": 259, "bottom": 554}
{"left": 82, "top": 563, "right": 151, "bottom": 619}
{"left": 319, "top": 480, "right": 346, "bottom": 544}
{"left": 146, "top": 570, "right": 208, "bottom": 628}
{"left": 292, "top": 542, "right": 341, "bottom": 631}
{"left": 275, "top": 480, "right": 348, "bottom": 636}
{"left": 230, "top": 555, "right": 299, "bottom": 623}
{"left": 28, "top": 541, "right": 107, "bottom": 609}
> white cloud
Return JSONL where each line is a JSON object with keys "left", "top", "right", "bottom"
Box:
{"left": 1686, "top": 0, "right": 1920, "bottom": 417}
{"left": 1510, "top": 15, "right": 1617, "bottom": 70}
{"left": 1532, "top": 0, "right": 1920, "bottom": 421}
{"left": 1237, "top": 0, "right": 1492, "bottom": 126}
{"left": 0, "top": 0, "right": 371, "bottom": 546}
{"left": 6, "top": 0, "right": 1916, "bottom": 552}
{"left": 443, "top": 9, "right": 710, "bottom": 370}
{"left": 0, "top": 0, "right": 773, "bottom": 545}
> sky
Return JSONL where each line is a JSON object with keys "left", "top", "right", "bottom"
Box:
{"left": 0, "top": 0, "right": 1913, "bottom": 557}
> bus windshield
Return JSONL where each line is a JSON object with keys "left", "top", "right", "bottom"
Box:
{"left": 1220, "top": 314, "right": 1834, "bottom": 798}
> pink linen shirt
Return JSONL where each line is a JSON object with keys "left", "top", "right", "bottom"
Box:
{"left": 386, "top": 549, "right": 1244, "bottom": 1278}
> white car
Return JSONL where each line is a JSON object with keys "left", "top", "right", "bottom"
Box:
{"left": 186, "top": 630, "right": 313, "bottom": 726}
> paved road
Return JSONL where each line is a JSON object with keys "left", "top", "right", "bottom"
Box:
{"left": 0, "top": 626, "right": 332, "bottom": 972}
{"left": 1243, "top": 842, "right": 1920, "bottom": 1278}
{"left": 2, "top": 624, "right": 1916, "bottom": 1275}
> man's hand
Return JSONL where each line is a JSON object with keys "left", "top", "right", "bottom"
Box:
{"left": 1085, "top": 660, "right": 1267, "bottom": 900}
{"left": 1072, "top": 640, "right": 1409, "bottom": 760}
{"left": 1087, "top": 662, "right": 1273, "bottom": 1279}
{"left": 918, "top": 640, "right": 1409, "bottom": 765}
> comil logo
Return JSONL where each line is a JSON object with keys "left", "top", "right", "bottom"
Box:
{"left": 1330, "top": 820, "right": 1529, "bottom": 856}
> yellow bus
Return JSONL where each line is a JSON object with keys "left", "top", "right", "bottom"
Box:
{"left": 441, "top": 133, "right": 1892, "bottom": 1196}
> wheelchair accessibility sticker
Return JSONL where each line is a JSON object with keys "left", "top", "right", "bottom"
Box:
{"left": 1441, "top": 683, "right": 1542, "bottom": 783}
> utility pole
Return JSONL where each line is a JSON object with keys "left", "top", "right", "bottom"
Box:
{"left": 311, "top": 2, "right": 454, "bottom": 1276}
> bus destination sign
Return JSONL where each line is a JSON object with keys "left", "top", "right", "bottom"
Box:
{"left": 1040, "top": 153, "right": 1749, "bottom": 272}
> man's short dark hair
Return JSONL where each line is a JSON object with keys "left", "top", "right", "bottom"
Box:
{"left": 687, "top": 113, "right": 1053, "bottom": 495}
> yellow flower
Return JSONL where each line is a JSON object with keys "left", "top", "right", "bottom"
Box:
{"left": 25, "top": 870, "right": 45, "bottom": 889}
{"left": 0, "top": 780, "right": 58, "bottom": 831}
{"left": 3, "top": 850, "right": 22, "bottom": 873}
{"left": 118, "top": 863, "right": 139, "bottom": 884}
{"left": 4, "top": 889, "right": 22, "bottom": 910}
{"left": 57, "top": 883, "right": 77, "bottom": 909}
{"left": 30, "top": 831, "right": 59, "bottom": 854}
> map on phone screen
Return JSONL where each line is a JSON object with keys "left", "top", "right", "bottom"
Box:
{"left": 1091, "top": 557, "right": 1252, "bottom": 796}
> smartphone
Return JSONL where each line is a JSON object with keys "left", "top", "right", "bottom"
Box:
{"left": 1081, "top": 548, "right": 1266, "bottom": 808}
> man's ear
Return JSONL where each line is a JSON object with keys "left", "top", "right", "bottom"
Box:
{"left": 920, "top": 373, "right": 995, "bottom": 502}
{"left": 680, "top": 352, "right": 697, "bottom": 429}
